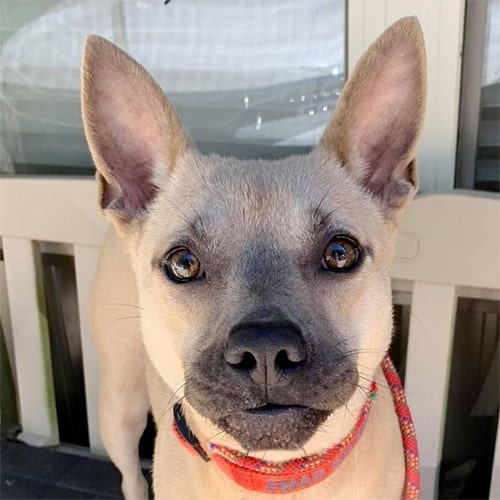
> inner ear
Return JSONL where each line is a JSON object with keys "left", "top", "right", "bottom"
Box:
{"left": 319, "top": 17, "right": 426, "bottom": 213}
{"left": 351, "top": 44, "right": 423, "bottom": 184}
{"left": 81, "top": 35, "right": 192, "bottom": 226}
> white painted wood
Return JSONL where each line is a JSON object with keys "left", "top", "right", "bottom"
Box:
{"left": 347, "top": 0, "right": 466, "bottom": 192}
{"left": 2, "top": 237, "right": 59, "bottom": 445}
{"left": 404, "top": 282, "right": 458, "bottom": 499}
{"left": 3, "top": 181, "right": 498, "bottom": 291}
{"left": 1, "top": 179, "right": 498, "bottom": 491}
{"left": 74, "top": 244, "right": 105, "bottom": 455}
{"left": 347, "top": 0, "right": 385, "bottom": 75}
{"left": 0, "top": 177, "right": 107, "bottom": 246}
{"left": 393, "top": 191, "right": 500, "bottom": 290}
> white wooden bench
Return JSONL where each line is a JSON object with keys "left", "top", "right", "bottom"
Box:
{"left": 0, "top": 177, "right": 498, "bottom": 498}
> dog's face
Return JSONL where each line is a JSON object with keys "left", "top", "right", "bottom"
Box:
{"left": 137, "top": 152, "right": 394, "bottom": 452}
{"left": 82, "top": 17, "right": 426, "bottom": 454}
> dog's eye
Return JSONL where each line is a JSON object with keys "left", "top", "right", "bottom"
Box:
{"left": 162, "top": 247, "right": 203, "bottom": 283}
{"left": 321, "top": 236, "right": 360, "bottom": 272}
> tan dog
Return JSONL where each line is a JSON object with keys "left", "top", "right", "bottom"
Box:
{"left": 82, "top": 17, "right": 426, "bottom": 500}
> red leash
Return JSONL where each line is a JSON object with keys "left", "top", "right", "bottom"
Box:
{"left": 382, "top": 355, "right": 420, "bottom": 499}
{"left": 172, "top": 354, "right": 419, "bottom": 497}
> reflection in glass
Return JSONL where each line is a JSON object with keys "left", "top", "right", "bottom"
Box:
{"left": 0, "top": 0, "right": 346, "bottom": 174}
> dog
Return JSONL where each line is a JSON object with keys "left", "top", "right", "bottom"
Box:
{"left": 82, "top": 16, "right": 426, "bottom": 499}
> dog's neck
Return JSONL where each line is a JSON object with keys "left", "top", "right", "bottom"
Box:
{"left": 172, "top": 382, "right": 377, "bottom": 495}
{"left": 171, "top": 356, "right": 419, "bottom": 497}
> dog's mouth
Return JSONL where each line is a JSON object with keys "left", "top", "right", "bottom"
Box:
{"left": 185, "top": 339, "right": 359, "bottom": 451}
{"left": 246, "top": 403, "right": 309, "bottom": 416}
{"left": 217, "top": 404, "right": 330, "bottom": 450}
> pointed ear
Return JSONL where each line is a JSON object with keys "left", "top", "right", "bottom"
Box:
{"left": 81, "top": 35, "right": 192, "bottom": 230}
{"left": 320, "top": 17, "right": 426, "bottom": 216}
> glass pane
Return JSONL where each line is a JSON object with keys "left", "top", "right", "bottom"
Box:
{"left": 476, "top": 0, "right": 500, "bottom": 191}
{"left": 0, "top": 0, "right": 346, "bottom": 175}
{"left": 458, "top": 0, "right": 500, "bottom": 192}
{"left": 439, "top": 298, "right": 499, "bottom": 499}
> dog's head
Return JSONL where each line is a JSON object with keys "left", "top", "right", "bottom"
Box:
{"left": 82, "top": 17, "right": 426, "bottom": 455}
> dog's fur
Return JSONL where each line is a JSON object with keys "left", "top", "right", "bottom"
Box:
{"left": 83, "top": 17, "right": 426, "bottom": 499}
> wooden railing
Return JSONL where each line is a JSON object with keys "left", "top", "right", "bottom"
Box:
{"left": 0, "top": 177, "right": 498, "bottom": 498}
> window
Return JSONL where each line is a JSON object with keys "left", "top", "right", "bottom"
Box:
{"left": 456, "top": 0, "right": 500, "bottom": 192}
{"left": 0, "top": 0, "right": 346, "bottom": 175}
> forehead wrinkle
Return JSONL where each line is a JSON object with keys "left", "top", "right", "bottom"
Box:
{"left": 310, "top": 208, "right": 374, "bottom": 255}
{"left": 179, "top": 217, "right": 210, "bottom": 249}
{"left": 156, "top": 214, "right": 209, "bottom": 256}
{"left": 311, "top": 207, "right": 335, "bottom": 233}
{"left": 186, "top": 215, "right": 206, "bottom": 242}
{"left": 310, "top": 207, "right": 353, "bottom": 235}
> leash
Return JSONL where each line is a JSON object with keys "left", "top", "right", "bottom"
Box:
{"left": 382, "top": 355, "right": 420, "bottom": 499}
{"left": 172, "top": 354, "right": 419, "bottom": 497}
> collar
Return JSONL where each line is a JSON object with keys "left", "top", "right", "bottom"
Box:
{"left": 172, "top": 354, "right": 419, "bottom": 497}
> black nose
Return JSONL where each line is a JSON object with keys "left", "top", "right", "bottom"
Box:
{"left": 225, "top": 321, "right": 306, "bottom": 387}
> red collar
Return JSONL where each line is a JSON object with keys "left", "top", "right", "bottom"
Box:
{"left": 172, "top": 355, "right": 419, "bottom": 497}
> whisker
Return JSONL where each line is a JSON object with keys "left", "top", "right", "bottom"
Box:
{"left": 157, "top": 384, "right": 213, "bottom": 424}
{"left": 341, "top": 347, "right": 387, "bottom": 357}
{"left": 207, "top": 428, "right": 228, "bottom": 443}
{"left": 155, "top": 378, "right": 190, "bottom": 423}
{"left": 103, "top": 302, "right": 143, "bottom": 310}
{"left": 107, "top": 315, "right": 141, "bottom": 326}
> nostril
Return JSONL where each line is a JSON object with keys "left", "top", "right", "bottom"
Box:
{"left": 275, "top": 349, "right": 304, "bottom": 370}
{"left": 235, "top": 351, "right": 257, "bottom": 371}
{"left": 226, "top": 349, "right": 257, "bottom": 371}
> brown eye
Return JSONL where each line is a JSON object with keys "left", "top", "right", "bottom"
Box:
{"left": 321, "top": 236, "right": 360, "bottom": 272}
{"left": 162, "top": 247, "right": 202, "bottom": 283}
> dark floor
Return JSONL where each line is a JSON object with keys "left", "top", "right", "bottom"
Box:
{"left": 0, "top": 439, "right": 145, "bottom": 499}
{"left": 1, "top": 436, "right": 495, "bottom": 499}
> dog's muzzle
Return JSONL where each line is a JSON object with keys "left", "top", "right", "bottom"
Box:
{"left": 184, "top": 317, "right": 359, "bottom": 450}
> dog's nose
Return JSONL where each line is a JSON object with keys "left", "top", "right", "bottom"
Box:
{"left": 225, "top": 321, "right": 306, "bottom": 387}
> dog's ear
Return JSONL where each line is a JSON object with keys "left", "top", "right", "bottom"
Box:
{"left": 319, "top": 17, "right": 426, "bottom": 217}
{"left": 81, "top": 35, "right": 191, "bottom": 231}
